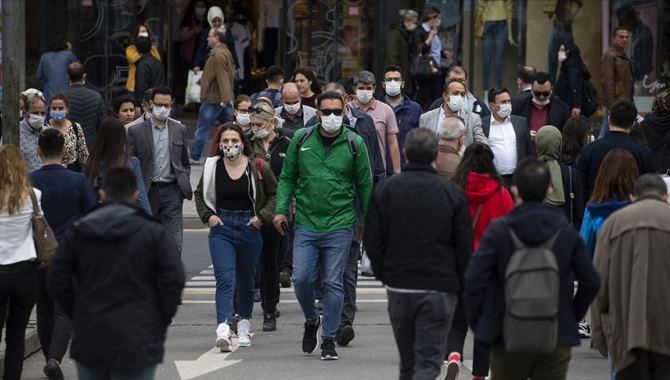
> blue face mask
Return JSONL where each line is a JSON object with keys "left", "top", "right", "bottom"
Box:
{"left": 51, "top": 110, "right": 67, "bottom": 122}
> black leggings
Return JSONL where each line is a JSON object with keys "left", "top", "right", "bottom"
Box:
{"left": 447, "top": 294, "right": 491, "bottom": 377}
{"left": 260, "top": 224, "right": 281, "bottom": 314}
{"left": 36, "top": 266, "right": 72, "bottom": 362}
{"left": 0, "top": 262, "right": 37, "bottom": 380}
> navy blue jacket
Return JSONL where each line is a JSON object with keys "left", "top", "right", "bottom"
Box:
{"left": 383, "top": 95, "right": 422, "bottom": 175}
{"left": 29, "top": 164, "right": 96, "bottom": 242}
{"left": 465, "top": 202, "right": 600, "bottom": 347}
{"left": 576, "top": 131, "right": 656, "bottom": 200}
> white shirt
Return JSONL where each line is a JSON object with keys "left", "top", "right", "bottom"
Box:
{"left": 0, "top": 188, "right": 40, "bottom": 265}
{"left": 435, "top": 107, "right": 447, "bottom": 134}
{"left": 489, "top": 117, "right": 517, "bottom": 175}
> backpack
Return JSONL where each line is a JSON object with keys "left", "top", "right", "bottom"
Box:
{"left": 503, "top": 225, "right": 561, "bottom": 353}
{"left": 296, "top": 126, "right": 359, "bottom": 157}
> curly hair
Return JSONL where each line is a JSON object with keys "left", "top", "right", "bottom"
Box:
{"left": 0, "top": 146, "right": 32, "bottom": 215}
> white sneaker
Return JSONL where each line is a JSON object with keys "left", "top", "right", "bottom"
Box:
{"left": 237, "top": 319, "right": 252, "bottom": 347}
{"left": 216, "top": 323, "right": 232, "bottom": 352}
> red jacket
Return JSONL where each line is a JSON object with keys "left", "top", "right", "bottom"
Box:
{"left": 465, "top": 172, "right": 514, "bottom": 250}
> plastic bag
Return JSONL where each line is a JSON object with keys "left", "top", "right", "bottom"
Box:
{"left": 185, "top": 70, "right": 203, "bottom": 105}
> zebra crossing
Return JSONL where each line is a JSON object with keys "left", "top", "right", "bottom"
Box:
{"left": 182, "top": 265, "right": 387, "bottom": 303}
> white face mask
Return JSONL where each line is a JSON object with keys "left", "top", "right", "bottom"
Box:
{"left": 532, "top": 96, "right": 551, "bottom": 106}
{"left": 28, "top": 114, "right": 45, "bottom": 130}
{"left": 236, "top": 112, "right": 250, "bottom": 126}
{"left": 254, "top": 128, "right": 270, "bottom": 139}
{"left": 356, "top": 89, "right": 374, "bottom": 105}
{"left": 283, "top": 102, "right": 302, "bottom": 115}
{"left": 407, "top": 23, "right": 417, "bottom": 31}
{"left": 321, "top": 114, "right": 343, "bottom": 133}
{"left": 497, "top": 103, "right": 512, "bottom": 118}
{"left": 152, "top": 106, "right": 171, "bottom": 121}
{"left": 558, "top": 51, "right": 567, "bottom": 62}
{"left": 138, "top": 32, "right": 149, "bottom": 38}
{"left": 385, "top": 81, "right": 402, "bottom": 97}
{"left": 447, "top": 95, "right": 464, "bottom": 112}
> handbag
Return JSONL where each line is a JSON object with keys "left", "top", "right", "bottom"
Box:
{"left": 411, "top": 54, "right": 441, "bottom": 80}
{"left": 29, "top": 190, "right": 58, "bottom": 267}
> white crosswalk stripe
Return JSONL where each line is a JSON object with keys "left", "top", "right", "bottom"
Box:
{"left": 182, "top": 265, "right": 387, "bottom": 300}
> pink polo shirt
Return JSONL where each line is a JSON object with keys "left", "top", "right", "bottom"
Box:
{"left": 348, "top": 99, "right": 399, "bottom": 169}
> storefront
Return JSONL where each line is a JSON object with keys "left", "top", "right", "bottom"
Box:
{"left": 11, "top": 0, "right": 669, "bottom": 109}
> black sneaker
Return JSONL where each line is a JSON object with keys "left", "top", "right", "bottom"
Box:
{"left": 263, "top": 313, "right": 277, "bottom": 331}
{"left": 274, "top": 309, "right": 281, "bottom": 318}
{"left": 321, "top": 337, "right": 338, "bottom": 360}
{"left": 336, "top": 325, "right": 355, "bottom": 346}
{"left": 302, "top": 317, "right": 321, "bottom": 354}
{"left": 279, "top": 270, "right": 292, "bottom": 288}
{"left": 43, "top": 359, "right": 64, "bottom": 380}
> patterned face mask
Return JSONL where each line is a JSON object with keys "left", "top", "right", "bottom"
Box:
{"left": 220, "top": 144, "right": 241, "bottom": 160}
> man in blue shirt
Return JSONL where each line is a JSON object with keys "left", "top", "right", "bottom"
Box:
{"left": 381, "top": 65, "right": 422, "bottom": 175}
{"left": 30, "top": 128, "right": 96, "bottom": 380}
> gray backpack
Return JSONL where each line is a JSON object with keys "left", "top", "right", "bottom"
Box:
{"left": 503, "top": 225, "right": 561, "bottom": 353}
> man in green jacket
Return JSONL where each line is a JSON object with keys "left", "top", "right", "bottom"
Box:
{"left": 273, "top": 91, "right": 373, "bottom": 361}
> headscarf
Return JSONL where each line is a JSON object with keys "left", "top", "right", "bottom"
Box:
{"left": 536, "top": 125, "right": 565, "bottom": 206}
{"left": 207, "top": 6, "right": 224, "bottom": 28}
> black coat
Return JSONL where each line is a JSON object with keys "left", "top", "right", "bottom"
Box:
{"left": 465, "top": 202, "right": 600, "bottom": 347}
{"left": 134, "top": 54, "right": 166, "bottom": 104}
{"left": 48, "top": 203, "right": 185, "bottom": 370}
{"left": 639, "top": 113, "right": 670, "bottom": 173}
{"left": 364, "top": 163, "right": 472, "bottom": 292}
{"left": 576, "top": 131, "right": 656, "bottom": 200}
{"left": 512, "top": 94, "right": 571, "bottom": 131}
{"left": 555, "top": 44, "right": 592, "bottom": 111}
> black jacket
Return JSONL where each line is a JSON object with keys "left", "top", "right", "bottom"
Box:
{"left": 555, "top": 44, "right": 592, "bottom": 111}
{"left": 48, "top": 203, "right": 185, "bottom": 370}
{"left": 481, "top": 115, "right": 534, "bottom": 164}
{"left": 512, "top": 95, "right": 571, "bottom": 131}
{"left": 557, "top": 164, "right": 584, "bottom": 230}
{"left": 60, "top": 84, "right": 106, "bottom": 147}
{"left": 465, "top": 202, "right": 600, "bottom": 347}
{"left": 364, "top": 163, "right": 472, "bottom": 292}
{"left": 576, "top": 131, "right": 656, "bottom": 200}
{"left": 135, "top": 54, "right": 166, "bottom": 104}
{"left": 639, "top": 113, "right": 670, "bottom": 173}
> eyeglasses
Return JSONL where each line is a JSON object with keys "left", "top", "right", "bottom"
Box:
{"left": 533, "top": 91, "right": 551, "bottom": 98}
{"left": 320, "top": 109, "right": 344, "bottom": 116}
{"left": 249, "top": 106, "right": 274, "bottom": 117}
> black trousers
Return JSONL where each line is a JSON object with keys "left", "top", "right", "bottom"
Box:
{"left": 616, "top": 349, "right": 670, "bottom": 380}
{"left": 339, "top": 241, "right": 360, "bottom": 328}
{"left": 260, "top": 224, "right": 281, "bottom": 314}
{"left": 279, "top": 221, "right": 294, "bottom": 273}
{"left": 388, "top": 290, "right": 458, "bottom": 380}
{"left": 0, "top": 262, "right": 37, "bottom": 380}
{"left": 36, "top": 266, "right": 72, "bottom": 362}
{"left": 446, "top": 294, "right": 490, "bottom": 376}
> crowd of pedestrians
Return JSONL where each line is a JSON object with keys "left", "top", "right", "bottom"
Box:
{"left": 2, "top": 4, "right": 670, "bottom": 380}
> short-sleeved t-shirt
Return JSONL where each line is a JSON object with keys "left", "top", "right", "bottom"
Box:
{"left": 348, "top": 99, "right": 399, "bottom": 169}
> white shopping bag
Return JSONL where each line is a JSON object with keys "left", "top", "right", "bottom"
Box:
{"left": 185, "top": 70, "right": 203, "bottom": 105}
{"left": 360, "top": 245, "right": 374, "bottom": 277}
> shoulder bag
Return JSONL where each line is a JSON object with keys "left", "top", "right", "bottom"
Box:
{"left": 29, "top": 190, "right": 59, "bottom": 267}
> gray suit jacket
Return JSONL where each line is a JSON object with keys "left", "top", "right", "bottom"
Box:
{"left": 481, "top": 115, "right": 534, "bottom": 165}
{"left": 127, "top": 119, "right": 192, "bottom": 200}
{"left": 419, "top": 107, "right": 488, "bottom": 146}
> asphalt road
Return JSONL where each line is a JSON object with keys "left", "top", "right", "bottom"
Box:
{"left": 20, "top": 230, "right": 610, "bottom": 379}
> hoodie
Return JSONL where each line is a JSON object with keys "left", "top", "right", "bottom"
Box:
{"left": 465, "top": 172, "right": 514, "bottom": 250}
{"left": 579, "top": 200, "right": 630, "bottom": 257}
{"left": 639, "top": 112, "right": 670, "bottom": 173}
{"left": 465, "top": 202, "right": 600, "bottom": 347}
{"left": 47, "top": 203, "right": 185, "bottom": 370}
{"left": 207, "top": 6, "right": 224, "bottom": 27}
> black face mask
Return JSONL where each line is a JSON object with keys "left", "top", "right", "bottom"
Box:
{"left": 136, "top": 37, "right": 151, "bottom": 54}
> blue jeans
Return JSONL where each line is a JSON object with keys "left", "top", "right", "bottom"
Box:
{"left": 292, "top": 227, "right": 353, "bottom": 338}
{"left": 482, "top": 20, "right": 507, "bottom": 92}
{"left": 191, "top": 102, "right": 224, "bottom": 160}
{"left": 209, "top": 209, "right": 262, "bottom": 324}
{"left": 76, "top": 363, "right": 156, "bottom": 380}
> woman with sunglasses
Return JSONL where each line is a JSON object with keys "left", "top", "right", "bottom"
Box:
{"left": 248, "top": 98, "right": 293, "bottom": 332}
{"left": 194, "top": 123, "right": 277, "bottom": 351}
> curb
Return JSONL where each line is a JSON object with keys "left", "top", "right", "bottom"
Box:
{"left": 0, "top": 324, "right": 42, "bottom": 374}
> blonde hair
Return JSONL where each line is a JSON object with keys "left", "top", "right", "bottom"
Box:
{"left": 0, "top": 146, "right": 32, "bottom": 215}
{"left": 252, "top": 98, "right": 284, "bottom": 129}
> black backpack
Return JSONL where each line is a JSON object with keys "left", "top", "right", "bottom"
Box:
{"left": 503, "top": 225, "right": 561, "bottom": 353}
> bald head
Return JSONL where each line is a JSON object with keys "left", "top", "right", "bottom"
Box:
{"left": 282, "top": 82, "right": 301, "bottom": 104}
{"left": 67, "top": 62, "right": 85, "bottom": 83}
